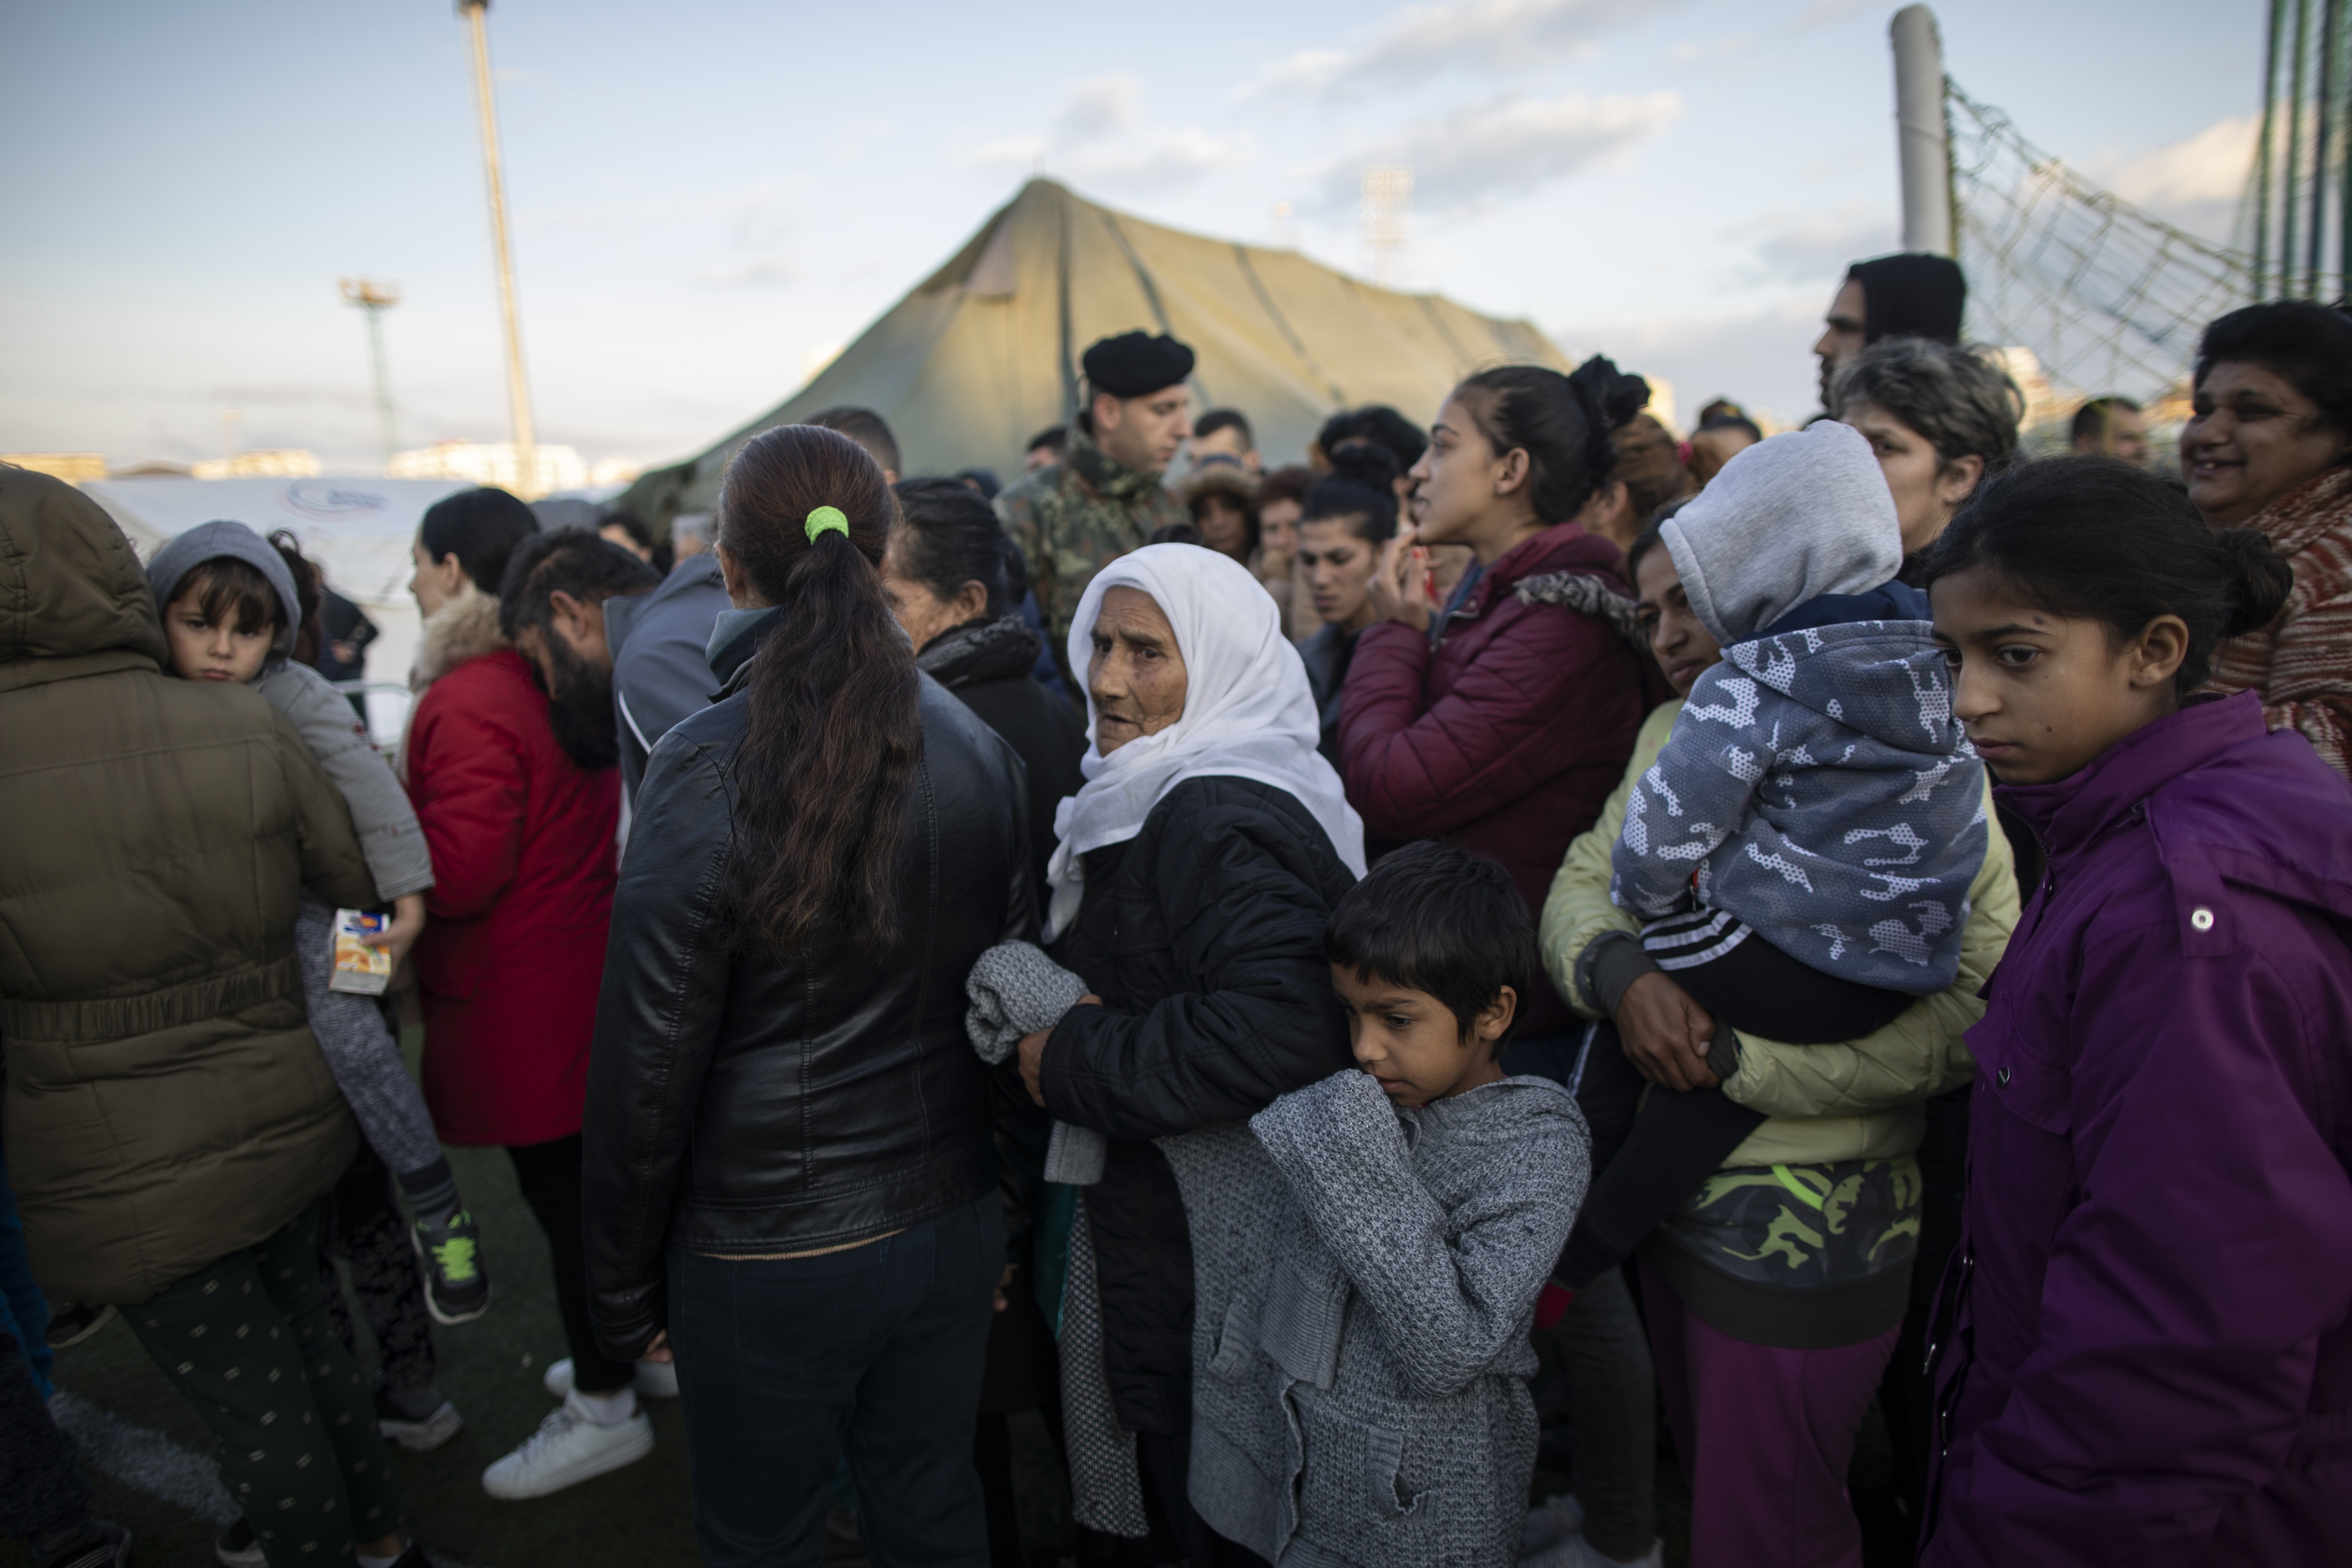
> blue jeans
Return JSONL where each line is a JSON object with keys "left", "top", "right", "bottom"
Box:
{"left": 668, "top": 1192, "right": 1002, "bottom": 1568}
{"left": 0, "top": 1153, "right": 51, "bottom": 1399}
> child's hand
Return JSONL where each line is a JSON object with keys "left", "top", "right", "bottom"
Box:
{"left": 360, "top": 893, "right": 427, "bottom": 979}
{"left": 1614, "top": 972, "right": 1722, "bottom": 1091}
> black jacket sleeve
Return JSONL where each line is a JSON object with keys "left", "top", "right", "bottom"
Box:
{"left": 581, "top": 731, "right": 738, "bottom": 1360}
{"left": 1040, "top": 792, "right": 1352, "bottom": 1141}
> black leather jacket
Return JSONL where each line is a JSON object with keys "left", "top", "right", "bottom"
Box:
{"left": 583, "top": 664, "right": 1033, "bottom": 1360}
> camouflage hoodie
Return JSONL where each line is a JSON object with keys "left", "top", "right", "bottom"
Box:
{"left": 994, "top": 423, "right": 1185, "bottom": 681}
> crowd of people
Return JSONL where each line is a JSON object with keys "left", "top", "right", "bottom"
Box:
{"left": 4, "top": 252, "right": 2352, "bottom": 1568}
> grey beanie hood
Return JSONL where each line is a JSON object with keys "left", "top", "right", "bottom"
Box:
{"left": 1658, "top": 419, "right": 1902, "bottom": 647}
{"left": 145, "top": 519, "right": 304, "bottom": 660}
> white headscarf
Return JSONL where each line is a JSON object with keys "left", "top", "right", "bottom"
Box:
{"left": 1043, "top": 544, "right": 1367, "bottom": 941}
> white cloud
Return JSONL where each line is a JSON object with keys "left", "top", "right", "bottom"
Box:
{"left": 1250, "top": 0, "right": 1674, "bottom": 100}
{"left": 1740, "top": 204, "right": 1899, "bottom": 286}
{"left": 1312, "top": 91, "right": 1682, "bottom": 215}
{"left": 965, "top": 74, "right": 1250, "bottom": 193}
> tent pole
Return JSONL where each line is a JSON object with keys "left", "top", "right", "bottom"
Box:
{"left": 2288, "top": 0, "right": 2311, "bottom": 293}
{"left": 459, "top": 1, "right": 539, "bottom": 498}
{"left": 2260, "top": 0, "right": 2283, "bottom": 296}
{"left": 2315, "top": 0, "right": 2341, "bottom": 294}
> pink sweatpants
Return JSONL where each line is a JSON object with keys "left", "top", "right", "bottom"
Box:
{"left": 1639, "top": 1262, "right": 1899, "bottom": 1568}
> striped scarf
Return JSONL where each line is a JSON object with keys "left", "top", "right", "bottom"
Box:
{"left": 2209, "top": 465, "right": 2352, "bottom": 777}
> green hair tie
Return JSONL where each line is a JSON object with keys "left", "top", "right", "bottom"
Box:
{"left": 804, "top": 505, "right": 849, "bottom": 544}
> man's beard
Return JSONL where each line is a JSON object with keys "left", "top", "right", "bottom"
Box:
{"left": 541, "top": 635, "right": 620, "bottom": 771}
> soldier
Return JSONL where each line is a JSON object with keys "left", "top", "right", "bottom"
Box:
{"left": 997, "top": 331, "right": 1195, "bottom": 685}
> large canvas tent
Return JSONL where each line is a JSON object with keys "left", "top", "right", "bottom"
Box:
{"left": 621, "top": 178, "right": 1567, "bottom": 525}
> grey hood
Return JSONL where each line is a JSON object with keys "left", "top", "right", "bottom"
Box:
{"left": 144, "top": 519, "right": 302, "bottom": 659}
{"left": 1660, "top": 419, "right": 1902, "bottom": 647}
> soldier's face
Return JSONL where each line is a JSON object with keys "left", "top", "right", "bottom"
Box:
{"left": 1097, "top": 386, "right": 1193, "bottom": 475}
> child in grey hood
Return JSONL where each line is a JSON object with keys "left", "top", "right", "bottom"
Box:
{"left": 145, "top": 521, "right": 490, "bottom": 1337}
{"left": 1186, "top": 844, "right": 1590, "bottom": 1568}
{"left": 1551, "top": 421, "right": 1986, "bottom": 1307}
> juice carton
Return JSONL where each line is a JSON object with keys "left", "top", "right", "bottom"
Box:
{"left": 329, "top": 908, "right": 394, "bottom": 996}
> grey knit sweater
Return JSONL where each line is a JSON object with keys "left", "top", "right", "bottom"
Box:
{"left": 1184, "top": 1069, "right": 1589, "bottom": 1568}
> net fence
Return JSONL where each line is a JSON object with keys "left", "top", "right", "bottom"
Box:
{"left": 1947, "top": 78, "right": 2254, "bottom": 415}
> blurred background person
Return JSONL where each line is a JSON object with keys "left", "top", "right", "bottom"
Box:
{"left": 1833, "top": 336, "right": 2022, "bottom": 571}
{"left": 805, "top": 405, "right": 902, "bottom": 484}
{"left": 1179, "top": 461, "right": 1257, "bottom": 568}
{"left": 1685, "top": 410, "right": 1763, "bottom": 489}
{"left": 597, "top": 509, "right": 674, "bottom": 575}
{"left": 1295, "top": 441, "right": 1400, "bottom": 761}
{"left": 2188, "top": 299, "right": 2352, "bottom": 776}
{"left": 1023, "top": 425, "right": 1067, "bottom": 474}
{"left": 1604, "top": 409, "right": 1694, "bottom": 550}
{"left": 1188, "top": 407, "right": 1261, "bottom": 474}
{"left": 955, "top": 467, "right": 1001, "bottom": 500}
{"left": 1251, "top": 463, "right": 1310, "bottom": 637}
{"left": 2069, "top": 395, "right": 2149, "bottom": 467}
{"left": 1813, "top": 252, "right": 1967, "bottom": 412}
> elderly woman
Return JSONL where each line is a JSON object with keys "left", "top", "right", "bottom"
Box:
{"left": 1833, "top": 337, "right": 2023, "bottom": 569}
{"left": 1532, "top": 526, "right": 2017, "bottom": 1568}
{"left": 2185, "top": 299, "right": 2352, "bottom": 775}
{"left": 1013, "top": 544, "right": 1365, "bottom": 1566}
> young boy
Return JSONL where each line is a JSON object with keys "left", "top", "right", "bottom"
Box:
{"left": 1187, "top": 841, "right": 1590, "bottom": 1568}
{"left": 143, "top": 523, "right": 487, "bottom": 1454}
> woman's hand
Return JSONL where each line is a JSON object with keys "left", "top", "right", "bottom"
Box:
{"left": 640, "top": 1331, "right": 673, "bottom": 1365}
{"left": 1615, "top": 971, "right": 1722, "bottom": 1091}
{"left": 1017, "top": 993, "right": 1103, "bottom": 1106}
{"left": 360, "top": 892, "right": 428, "bottom": 978}
{"left": 1366, "top": 526, "right": 1433, "bottom": 632}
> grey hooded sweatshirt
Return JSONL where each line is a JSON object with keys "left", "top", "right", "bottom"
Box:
{"left": 1612, "top": 421, "right": 1984, "bottom": 992}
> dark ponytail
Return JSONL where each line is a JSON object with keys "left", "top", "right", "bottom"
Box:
{"left": 1921, "top": 455, "right": 2294, "bottom": 697}
{"left": 267, "top": 529, "right": 326, "bottom": 665}
{"left": 715, "top": 424, "right": 918, "bottom": 961}
{"left": 1303, "top": 438, "right": 1401, "bottom": 542}
{"left": 1454, "top": 356, "right": 1650, "bottom": 522}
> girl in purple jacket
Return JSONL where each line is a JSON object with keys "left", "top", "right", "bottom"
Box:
{"left": 1921, "top": 456, "right": 2352, "bottom": 1566}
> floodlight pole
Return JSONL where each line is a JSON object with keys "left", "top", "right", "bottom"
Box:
{"left": 459, "top": 0, "right": 540, "bottom": 497}
{"left": 340, "top": 278, "right": 402, "bottom": 469}
{"left": 1891, "top": 6, "right": 1953, "bottom": 257}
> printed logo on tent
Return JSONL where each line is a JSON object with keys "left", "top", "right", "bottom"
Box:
{"left": 284, "top": 479, "right": 390, "bottom": 519}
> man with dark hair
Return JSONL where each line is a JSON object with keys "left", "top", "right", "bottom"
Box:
{"left": 804, "top": 406, "right": 901, "bottom": 484}
{"left": 2070, "top": 395, "right": 2149, "bottom": 467}
{"left": 1813, "top": 252, "right": 1968, "bottom": 411}
{"left": 1190, "top": 408, "right": 1260, "bottom": 475}
{"left": 1024, "top": 425, "right": 1067, "bottom": 474}
{"left": 994, "top": 331, "right": 1194, "bottom": 679}
{"left": 497, "top": 530, "right": 662, "bottom": 778}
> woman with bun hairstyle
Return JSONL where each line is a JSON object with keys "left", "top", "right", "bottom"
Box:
{"left": 583, "top": 426, "right": 1031, "bottom": 1566}
{"left": 1337, "top": 358, "right": 1667, "bottom": 1042}
{"left": 1919, "top": 456, "right": 2352, "bottom": 1566}
{"left": 1294, "top": 440, "right": 1401, "bottom": 760}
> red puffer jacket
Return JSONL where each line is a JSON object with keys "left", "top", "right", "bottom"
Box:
{"left": 1337, "top": 520, "right": 1661, "bottom": 1036}
{"left": 406, "top": 598, "right": 619, "bottom": 1147}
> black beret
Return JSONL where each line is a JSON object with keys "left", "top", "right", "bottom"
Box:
{"left": 1082, "top": 331, "right": 1196, "bottom": 399}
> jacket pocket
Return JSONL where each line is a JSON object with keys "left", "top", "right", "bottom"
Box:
{"left": 1207, "top": 1295, "right": 1256, "bottom": 1381}
{"left": 1973, "top": 1014, "right": 2072, "bottom": 1137}
{"left": 1297, "top": 1401, "right": 1436, "bottom": 1530}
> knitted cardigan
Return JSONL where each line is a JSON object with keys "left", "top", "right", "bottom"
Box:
{"left": 2209, "top": 465, "right": 2352, "bottom": 778}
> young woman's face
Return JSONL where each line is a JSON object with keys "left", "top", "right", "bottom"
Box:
{"left": 1930, "top": 565, "right": 2186, "bottom": 785}
{"left": 1633, "top": 547, "right": 1724, "bottom": 697}
{"left": 1295, "top": 516, "right": 1380, "bottom": 632}
{"left": 1194, "top": 496, "right": 1253, "bottom": 564}
{"left": 163, "top": 589, "right": 272, "bottom": 684}
{"left": 409, "top": 537, "right": 468, "bottom": 617}
{"left": 1257, "top": 498, "right": 1302, "bottom": 568}
{"left": 1087, "top": 586, "right": 1189, "bottom": 754}
{"left": 1407, "top": 394, "right": 1533, "bottom": 559}
{"left": 1843, "top": 400, "right": 1984, "bottom": 558}
{"left": 1331, "top": 964, "right": 1511, "bottom": 1108}
{"left": 2180, "top": 360, "right": 2348, "bottom": 527}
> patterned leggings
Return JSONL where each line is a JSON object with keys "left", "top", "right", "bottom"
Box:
{"left": 315, "top": 1147, "right": 435, "bottom": 1393}
{"left": 122, "top": 1203, "right": 406, "bottom": 1567}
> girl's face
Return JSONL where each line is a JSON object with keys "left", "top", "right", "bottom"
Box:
{"left": 164, "top": 589, "right": 273, "bottom": 684}
{"left": 2180, "top": 360, "right": 2348, "bottom": 527}
{"left": 1257, "top": 498, "right": 1301, "bottom": 569}
{"left": 410, "top": 537, "right": 468, "bottom": 617}
{"left": 1844, "top": 399, "right": 1984, "bottom": 558}
{"left": 1930, "top": 565, "right": 2188, "bottom": 786}
{"left": 1296, "top": 516, "right": 1381, "bottom": 633}
{"left": 1407, "top": 394, "right": 1535, "bottom": 561}
{"left": 1633, "top": 546, "right": 1724, "bottom": 697}
{"left": 1195, "top": 496, "right": 1253, "bottom": 564}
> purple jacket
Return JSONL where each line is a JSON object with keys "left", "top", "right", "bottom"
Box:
{"left": 1922, "top": 693, "right": 2352, "bottom": 1566}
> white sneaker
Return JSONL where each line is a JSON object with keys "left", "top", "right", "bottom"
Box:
{"left": 481, "top": 1392, "right": 655, "bottom": 1500}
{"left": 1521, "top": 1530, "right": 1664, "bottom": 1568}
{"left": 1521, "top": 1492, "right": 1586, "bottom": 1558}
{"left": 541, "top": 1356, "right": 679, "bottom": 1401}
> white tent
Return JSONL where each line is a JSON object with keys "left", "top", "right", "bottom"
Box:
{"left": 81, "top": 475, "right": 473, "bottom": 743}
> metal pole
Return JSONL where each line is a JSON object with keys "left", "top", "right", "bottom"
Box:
{"left": 1891, "top": 6, "right": 1953, "bottom": 255}
{"left": 2287, "top": 0, "right": 2311, "bottom": 293}
{"left": 2340, "top": 0, "right": 2352, "bottom": 295}
{"left": 364, "top": 306, "right": 398, "bottom": 467}
{"left": 460, "top": 0, "right": 539, "bottom": 497}
{"left": 2258, "top": 0, "right": 2284, "bottom": 296}
{"left": 2314, "top": 0, "right": 2340, "bottom": 294}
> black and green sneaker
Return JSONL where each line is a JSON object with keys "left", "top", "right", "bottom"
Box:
{"left": 412, "top": 1209, "right": 491, "bottom": 1325}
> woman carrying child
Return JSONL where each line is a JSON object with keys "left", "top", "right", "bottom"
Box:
{"left": 1535, "top": 426, "right": 2019, "bottom": 1568}
{"left": 1918, "top": 458, "right": 2352, "bottom": 1563}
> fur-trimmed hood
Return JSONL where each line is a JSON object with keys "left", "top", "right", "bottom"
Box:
{"left": 1515, "top": 568, "right": 1648, "bottom": 654}
{"left": 411, "top": 582, "right": 507, "bottom": 692}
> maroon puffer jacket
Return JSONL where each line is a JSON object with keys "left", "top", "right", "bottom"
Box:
{"left": 1337, "top": 520, "right": 1662, "bottom": 1036}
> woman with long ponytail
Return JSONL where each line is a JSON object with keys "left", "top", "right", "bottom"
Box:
{"left": 582, "top": 425, "right": 1032, "bottom": 1565}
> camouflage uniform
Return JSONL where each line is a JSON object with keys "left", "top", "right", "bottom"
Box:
{"left": 995, "top": 424, "right": 1187, "bottom": 684}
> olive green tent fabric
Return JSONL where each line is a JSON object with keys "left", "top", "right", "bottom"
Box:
{"left": 620, "top": 178, "right": 1566, "bottom": 526}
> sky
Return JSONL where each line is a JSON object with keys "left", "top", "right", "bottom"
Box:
{"left": 0, "top": 0, "right": 2263, "bottom": 476}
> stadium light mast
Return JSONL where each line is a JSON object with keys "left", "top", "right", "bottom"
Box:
{"left": 340, "top": 278, "right": 402, "bottom": 469}
{"left": 1360, "top": 166, "right": 1412, "bottom": 287}
{"left": 1890, "top": 5, "right": 1954, "bottom": 257}
{"left": 458, "top": 0, "right": 540, "bottom": 498}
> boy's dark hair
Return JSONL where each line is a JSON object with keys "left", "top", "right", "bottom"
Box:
{"left": 1302, "top": 439, "right": 1401, "bottom": 543}
{"left": 1194, "top": 408, "right": 1253, "bottom": 448}
{"left": 419, "top": 486, "right": 540, "bottom": 596}
{"left": 1921, "top": 455, "right": 2294, "bottom": 698}
{"left": 1254, "top": 463, "right": 1317, "bottom": 512}
{"left": 172, "top": 556, "right": 284, "bottom": 640}
{"left": 496, "top": 528, "right": 662, "bottom": 643}
{"left": 1317, "top": 405, "right": 1429, "bottom": 474}
{"left": 804, "top": 406, "right": 901, "bottom": 478}
{"left": 1324, "top": 841, "right": 1535, "bottom": 1044}
{"left": 890, "top": 477, "right": 1013, "bottom": 620}
{"left": 266, "top": 529, "right": 326, "bottom": 664}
